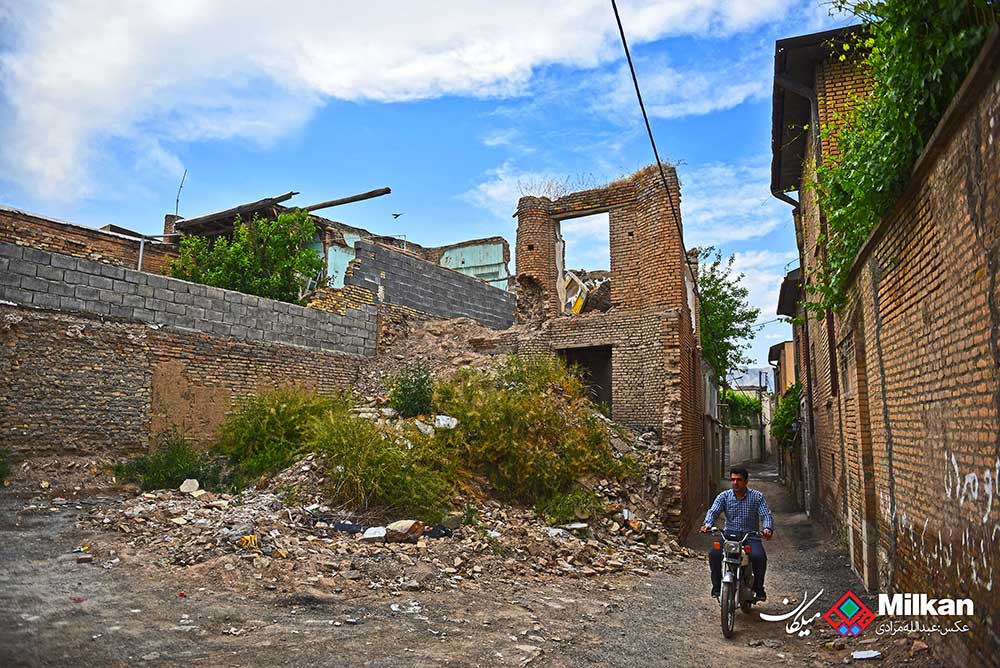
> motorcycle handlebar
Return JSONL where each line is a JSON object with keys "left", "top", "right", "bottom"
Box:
{"left": 705, "top": 527, "right": 763, "bottom": 539}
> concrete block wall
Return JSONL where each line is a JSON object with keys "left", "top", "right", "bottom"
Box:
{"left": 346, "top": 240, "right": 515, "bottom": 330}
{"left": 0, "top": 241, "right": 376, "bottom": 356}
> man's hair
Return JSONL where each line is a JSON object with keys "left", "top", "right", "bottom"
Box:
{"left": 730, "top": 467, "right": 749, "bottom": 480}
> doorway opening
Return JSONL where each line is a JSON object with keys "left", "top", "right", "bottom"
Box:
{"left": 557, "top": 345, "right": 612, "bottom": 412}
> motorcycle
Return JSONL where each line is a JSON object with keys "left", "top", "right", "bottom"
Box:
{"left": 709, "top": 527, "right": 761, "bottom": 638}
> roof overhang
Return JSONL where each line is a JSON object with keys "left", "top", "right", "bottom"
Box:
{"left": 768, "top": 342, "right": 785, "bottom": 365}
{"left": 776, "top": 267, "right": 802, "bottom": 317}
{"left": 770, "top": 25, "right": 863, "bottom": 198}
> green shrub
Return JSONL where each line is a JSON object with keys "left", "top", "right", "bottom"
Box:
{"left": 534, "top": 488, "right": 606, "bottom": 525}
{"left": 387, "top": 363, "right": 434, "bottom": 418}
{"left": 305, "top": 403, "right": 457, "bottom": 521}
{"left": 771, "top": 383, "right": 801, "bottom": 449}
{"left": 169, "top": 209, "right": 325, "bottom": 304}
{"left": 216, "top": 386, "right": 335, "bottom": 477}
{"left": 116, "top": 431, "right": 223, "bottom": 491}
{"left": 724, "top": 390, "right": 762, "bottom": 428}
{"left": 435, "top": 355, "right": 634, "bottom": 507}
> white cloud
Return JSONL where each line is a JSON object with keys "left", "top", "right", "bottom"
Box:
{"left": 731, "top": 248, "right": 798, "bottom": 316}
{"left": 679, "top": 159, "right": 790, "bottom": 248}
{"left": 0, "top": 1, "right": 794, "bottom": 200}
{"left": 599, "top": 53, "right": 772, "bottom": 120}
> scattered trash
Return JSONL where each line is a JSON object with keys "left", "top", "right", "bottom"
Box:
{"left": 851, "top": 650, "right": 882, "bottom": 660}
{"left": 434, "top": 415, "right": 458, "bottom": 429}
{"left": 334, "top": 521, "right": 364, "bottom": 534}
{"left": 390, "top": 601, "right": 423, "bottom": 614}
{"left": 362, "top": 527, "right": 387, "bottom": 543}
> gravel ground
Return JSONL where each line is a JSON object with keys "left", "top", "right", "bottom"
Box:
{"left": 0, "top": 462, "right": 947, "bottom": 668}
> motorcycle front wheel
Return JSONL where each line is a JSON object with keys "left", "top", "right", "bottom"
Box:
{"left": 720, "top": 581, "right": 735, "bottom": 638}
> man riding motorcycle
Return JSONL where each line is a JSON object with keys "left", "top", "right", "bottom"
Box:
{"left": 700, "top": 466, "right": 773, "bottom": 601}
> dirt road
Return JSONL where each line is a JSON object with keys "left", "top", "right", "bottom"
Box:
{"left": 0, "top": 463, "right": 945, "bottom": 667}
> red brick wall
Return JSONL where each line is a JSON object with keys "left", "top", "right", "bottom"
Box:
{"left": 513, "top": 164, "right": 704, "bottom": 538}
{"left": 0, "top": 208, "right": 176, "bottom": 275}
{"left": 791, "top": 30, "right": 1000, "bottom": 666}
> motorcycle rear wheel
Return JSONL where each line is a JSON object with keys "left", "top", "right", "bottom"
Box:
{"left": 720, "top": 581, "right": 735, "bottom": 638}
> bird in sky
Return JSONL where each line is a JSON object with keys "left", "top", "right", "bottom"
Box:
{"left": 392, "top": 213, "right": 404, "bottom": 219}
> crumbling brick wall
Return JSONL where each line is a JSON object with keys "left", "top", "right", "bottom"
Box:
{"left": 513, "top": 165, "right": 704, "bottom": 537}
{"left": 1, "top": 207, "right": 176, "bottom": 275}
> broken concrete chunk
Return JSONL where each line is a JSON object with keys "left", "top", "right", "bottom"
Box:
{"left": 179, "top": 479, "right": 199, "bottom": 494}
{"left": 386, "top": 520, "right": 426, "bottom": 543}
{"left": 434, "top": 415, "right": 458, "bottom": 429}
{"left": 362, "top": 526, "right": 387, "bottom": 542}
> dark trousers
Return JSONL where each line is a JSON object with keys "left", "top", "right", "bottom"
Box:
{"left": 708, "top": 532, "right": 767, "bottom": 594}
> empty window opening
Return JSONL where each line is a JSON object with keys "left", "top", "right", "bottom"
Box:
{"left": 559, "top": 212, "right": 610, "bottom": 315}
{"left": 558, "top": 346, "right": 612, "bottom": 411}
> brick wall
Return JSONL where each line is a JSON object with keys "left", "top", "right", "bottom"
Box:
{"left": 1, "top": 207, "right": 177, "bottom": 275}
{"left": 0, "top": 242, "right": 376, "bottom": 453}
{"left": 791, "top": 30, "right": 1000, "bottom": 666}
{"left": 513, "top": 164, "right": 704, "bottom": 538}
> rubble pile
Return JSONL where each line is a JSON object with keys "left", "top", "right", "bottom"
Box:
{"left": 82, "top": 422, "right": 695, "bottom": 590}
{"left": 356, "top": 317, "right": 533, "bottom": 396}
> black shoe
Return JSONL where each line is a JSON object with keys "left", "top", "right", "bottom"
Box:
{"left": 711, "top": 588, "right": 720, "bottom": 599}
{"left": 753, "top": 591, "right": 767, "bottom": 602}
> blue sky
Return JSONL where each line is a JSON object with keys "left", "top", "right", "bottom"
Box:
{"left": 0, "top": 1, "right": 854, "bottom": 371}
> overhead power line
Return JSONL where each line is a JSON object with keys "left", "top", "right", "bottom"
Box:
{"left": 611, "top": 0, "right": 693, "bottom": 272}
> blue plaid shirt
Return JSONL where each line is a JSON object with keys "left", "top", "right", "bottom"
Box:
{"left": 704, "top": 488, "right": 773, "bottom": 534}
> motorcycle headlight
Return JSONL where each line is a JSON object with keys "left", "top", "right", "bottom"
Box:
{"left": 723, "top": 541, "right": 741, "bottom": 554}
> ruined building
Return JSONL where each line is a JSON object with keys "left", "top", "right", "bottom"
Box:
{"left": 0, "top": 165, "right": 708, "bottom": 539}
{"left": 512, "top": 165, "right": 707, "bottom": 537}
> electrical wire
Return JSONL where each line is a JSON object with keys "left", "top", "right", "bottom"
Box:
{"left": 611, "top": 0, "right": 694, "bottom": 276}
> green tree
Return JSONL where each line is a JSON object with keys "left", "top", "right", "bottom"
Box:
{"left": 724, "top": 389, "right": 762, "bottom": 428}
{"left": 771, "top": 383, "right": 801, "bottom": 449}
{"left": 170, "top": 209, "right": 324, "bottom": 304}
{"left": 697, "top": 247, "right": 760, "bottom": 383}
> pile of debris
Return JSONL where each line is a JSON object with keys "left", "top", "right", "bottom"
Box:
{"left": 80, "top": 423, "right": 695, "bottom": 590}
{"left": 356, "top": 317, "right": 532, "bottom": 396}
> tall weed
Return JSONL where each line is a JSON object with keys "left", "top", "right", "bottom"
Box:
{"left": 216, "top": 386, "right": 336, "bottom": 476}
